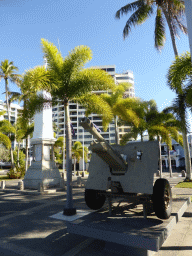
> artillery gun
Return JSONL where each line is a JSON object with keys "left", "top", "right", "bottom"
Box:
{"left": 80, "top": 117, "right": 172, "bottom": 220}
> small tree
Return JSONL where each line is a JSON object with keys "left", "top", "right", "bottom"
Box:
{"left": 72, "top": 141, "right": 88, "bottom": 175}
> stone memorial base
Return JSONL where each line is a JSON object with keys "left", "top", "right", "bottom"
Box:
{"left": 24, "top": 160, "right": 61, "bottom": 189}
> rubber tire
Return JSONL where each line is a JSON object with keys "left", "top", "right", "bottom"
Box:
{"left": 85, "top": 189, "right": 106, "bottom": 210}
{"left": 152, "top": 178, "right": 172, "bottom": 220}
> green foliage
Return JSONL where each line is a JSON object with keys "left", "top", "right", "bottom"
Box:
{"left": 72, "top": 141, "right": 88, "bottom": 163}
{"left": 167, "top": 51, "right": 192, "bottom": 94}
{"left": 7, "top": 166, "right": 25, "bottom": 179}
{"left": 175, "top": 181, "right": 192, "bottom": 188}
{"left": 115, "top": 0, "right": 187, "bottom": 53}
{"left": 155, "top": 7, "right": 166, "bottom": 50}
{"left": 54, "top": 137, "right": 65, "bottom": 164}
{"left": 13, "top": 148, "right": 25, "bottom": 168}
{"left": 7, "top": 149, "right": 26, "bottom": 179}
{"left": 0, "top": 145, "right": 10, "bottom": 162}
{"left": 0, "top": 113, "right": 15, "bottom": 149}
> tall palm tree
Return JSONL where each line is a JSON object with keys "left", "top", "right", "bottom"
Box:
{"left": 0, "top": 60, "right": 20, "bottom": 168}
{"left": 22, "top": 39, "right": 116, "bottom": 215}
{"left": 115, "top": 0, "right": 187, "bottom": 56}
{"left": 167, "top": 51, "right": 192, "bottom": 179}
{"left": 163, "top": 94, "right": 191, "bottom": 179}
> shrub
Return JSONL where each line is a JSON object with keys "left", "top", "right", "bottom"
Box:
{"left": 7, "top": 166, "right": 25, "bottom": 179}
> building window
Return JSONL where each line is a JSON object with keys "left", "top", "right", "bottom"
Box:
{"left": 69, "top": 105, "right": 76, "bottom": 109}
{"left": 107, "top": 68, "right": 115, "bottom": 72}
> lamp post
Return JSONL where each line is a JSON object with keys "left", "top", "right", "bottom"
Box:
{"left": 83, "top": 127, "right": 84, "bottom": 172}
{"left": 63, "top": 108, "right": 65, "bottom": 177}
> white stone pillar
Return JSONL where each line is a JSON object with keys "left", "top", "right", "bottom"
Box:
{"left": 24, "top": 90, "right": 61, "bottom": 189}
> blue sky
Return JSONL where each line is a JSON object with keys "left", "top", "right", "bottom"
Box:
{"left": 0, "top": 0, "right": 192, "bottom": 131}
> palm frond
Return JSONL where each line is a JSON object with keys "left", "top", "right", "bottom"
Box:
{"left": 0, "top": 133, "right": 11, "bottom": 149}
{"left": 123, "top": 2, "right": 153, "bottom": 39}
{"left": 0, "top": 120, "right": 16, "bottom": 134}
{"left": 174, "top": 15, "right": 187, "bottom": 35}
{"left": 148, "top": 125, "right": 172, "bottom": 148}
{"left": 77, "top": 93, "right": 113, "bottom": 131}
{"left": 185, "top": 81, "right": 192, "bottom": 110}
{"left": 155, "top": 7, "right": 166, "bottom": 51}
{"left": 167, "top": 51, "right": 192, "bottom": 93}
{"left": 120, "top": 131, "right": 137, "bottom": 145}
{"left": 115, "top": 0, "right": 142, "bottom": 19}
{"left": 61, "top": 45, "right": 93, "bottom": 94}
{"left": 167, "top": 126, "right": 179, "bottom": 142}
{"left": 68, "top": 68, "right": 115, "bottom": 99}
{"left": 113, "top": 101, "right": 140, "bottom": 128}
{"left": 41, "top": 39, "right": 63, "bottom": 76}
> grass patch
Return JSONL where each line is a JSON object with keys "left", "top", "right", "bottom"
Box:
{"left": 175, "top": 181, "right": 192, "bottom": 188}
{"left": 0, "top": 175, "right": 13, "bottom": 180}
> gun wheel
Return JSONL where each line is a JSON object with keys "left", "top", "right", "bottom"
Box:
{"left": 152, "top": 178, "right": 172, "bottom": 220}
{"left": 85, "top": 189, "right": 106, "bottom": 210}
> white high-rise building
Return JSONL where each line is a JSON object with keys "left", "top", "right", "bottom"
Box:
{"left": 52, "top": 65, "right": 136, "bottom": 146}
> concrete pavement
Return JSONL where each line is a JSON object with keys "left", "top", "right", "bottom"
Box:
{"left": 0, "top": 172, "right": 191, "bottom": 255}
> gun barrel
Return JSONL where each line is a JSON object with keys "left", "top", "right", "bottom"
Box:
{"left": 80, "top": 117, "right": 105, "bottom": 142}
{"left": 80, "top": 117, "right": 127, "bottom": 173}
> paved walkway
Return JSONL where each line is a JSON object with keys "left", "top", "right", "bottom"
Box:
{"left": 0, "top": 172, "right": 192, "bottom": 256}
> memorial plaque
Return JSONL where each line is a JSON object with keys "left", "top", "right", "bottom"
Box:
{"left": 44, "top": 145, "right": 50, "bottom": 161}
{"left": 35, "top": 145, "right": 42, "bottom": 161}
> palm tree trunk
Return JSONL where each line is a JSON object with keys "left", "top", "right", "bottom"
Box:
{"left": 73, "top": 157, "right": 76, "bottom": 173}
{"left": 141, "top": 131, "right": 143, "bottom": 142}
{"left": 167, "top": 146, "right": 172, "bottom": 177}
{"left": 25, "top": 136, "right": 29, "bottom": 172}
{"left": 115, "top": 115, "right": 119, "bottom": 144}
{"left": 163, "top": 5, "right": 192, "bottom": 179}
{"left": 63, "top": 100, "right": 76, "bottom": 215}
{"left": 17, "top": 142, "right": 20, "bottom": 168}
{"left": 5, "top": 78, "right": 14, "bottom": 168}
{"left": 162, "top": 7, "right": 179, "bottom": 57}
{"left": 182, "top": 130, "right": 192, "bottom": 180}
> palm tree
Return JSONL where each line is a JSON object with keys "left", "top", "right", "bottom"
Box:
{"left": 54, "top": 136, "right": 65, "bottom": 168}
{"left": 72, "top": 141, "right": 88, "bottom": 175}
{"left": 22, "top": 39, "right": 116, "bottom": 215}
{"left": 146, "top": 107, "right": 183, "bottom": 177}
{"left": 0, "top": 110, "right": 15, "bottom": 150}
{"left": 80, "top": 82, "right": 139, "bottom": 144}
{"left": 0, "top": 60, "right": 20, "bottom": 168}
{"left": 163, "top": 94, "right": 191, "bottom": 179}
{"left": 15, "top": 116, "right": 34, "bottom": 172}
{"left": 115, "top": 0, "right": 187, "bottom": 56}
{"left": 120, "top": 99, "right": 182, "bottom": 176}
{"left": 166, "top": 51, "right": 192, "bottom": 180}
